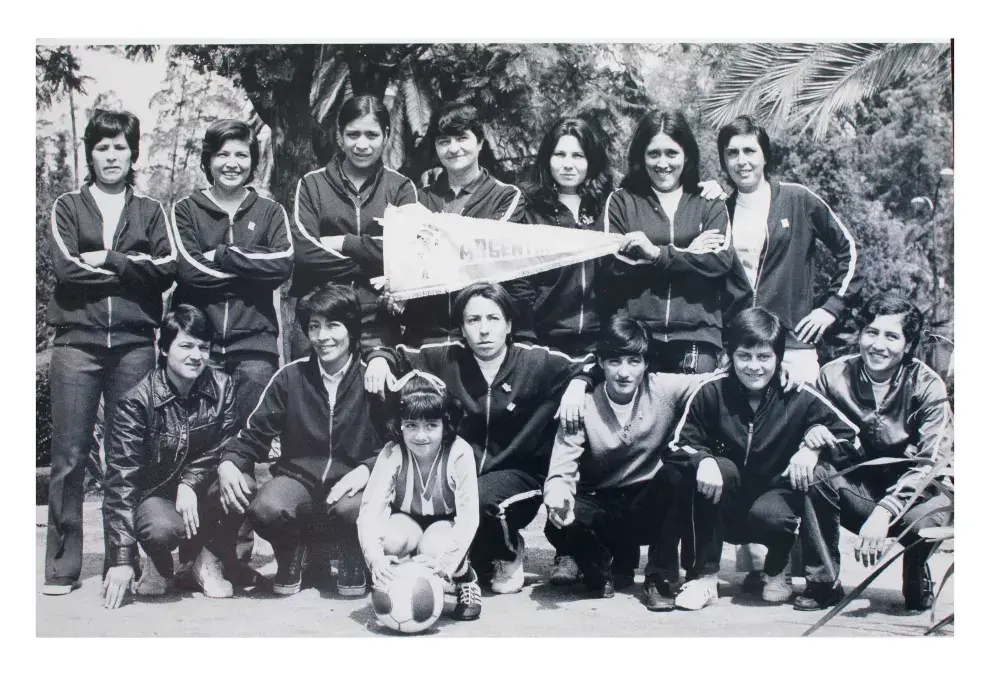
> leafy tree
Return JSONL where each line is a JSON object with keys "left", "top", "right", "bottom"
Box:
{"left": 36, "top": 45, "right": 91, "bottom": 186}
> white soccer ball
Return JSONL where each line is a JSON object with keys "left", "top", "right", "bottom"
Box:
{"left": 371, "top": 562, "right": 444, "bottom": 634}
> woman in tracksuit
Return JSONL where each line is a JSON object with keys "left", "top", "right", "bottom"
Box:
{"left": 398, "top": 103, "right": 524, "bottom": 346}
{"left": 598, "top": 109, "right": 735, "bottom": 375}
{"left": 291, "top": 95, "right": 419, "bottom": 356}
{"left": 794, "top": 292, "right": 953, "bottom": 612}
{"left": 44, "top": 110, "right": 177, "bottom": 596}
{"left": 365, "top": 281, "right": 593, "bottom": 595}
{"left": 171, "top": 119, "right": 294, "bottom": 427}
{"left": 718, "top": 115, "right": 863, "bottom": 384}
{"left": 663, "top": 308, "right": 860, "bottom": 610}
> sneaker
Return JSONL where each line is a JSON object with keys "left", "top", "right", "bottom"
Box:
{"left": 453, "top": 578, "right": 482, "bottom": 621}
{"left": 549, "top": 555, "right": 581, "bottom": 585}
{"left": 903, "top": 558, "right": 935, "bottom": 611}
{"left": 490, "top": 536, "right": 525, "bottom": 594}
{"left": 273, "top": 543, "right": 307, "bottom": 596}
{"left": 793, "top": 581, "right": 845, "bottom": 611}
{"left": 135, "top": 559, "right": 173, "bottom": 597}
{"left": 761, "top": 571, "right": 793, "bottom": 603}
{"left": 614, "top": 569, "right": 636, "bottom": 591}
{"left": 674, "top": 575, "right": 718, "bottom": 611}
{"left": 579, "top": 549, "right": 615, "bottom": 599}
{"left": 42, "top": 578, "right": 81, "bottom": 596}
{"left": 336, "top": 556, "right": 368, "bottom": 598}
{"left": 192, "top": 548, "right": 234, "bottom": 599}
{"left": 741, "top": 570, "right": 765, "bottom": 594}
{"left": 643, "top": 577, "right": 676, "bottom": 612}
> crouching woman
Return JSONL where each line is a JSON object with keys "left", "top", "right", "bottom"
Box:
{"left": 103, "top": 305, "right": 241, "bottom": 609}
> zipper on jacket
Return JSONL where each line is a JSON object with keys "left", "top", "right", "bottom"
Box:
{"left": 320, "top": 403, "right": 336, "bottom": 483}
{"left": 479, "top": 385, "right": 492, "bottom": 472}
{"left": 743, "top": 422, "right": 754, "bottom": 466}
{"left": 751, "top": 220, "right": 770, "bottom": 306}
{"left": 354, "top": 198, "right": 362, "bottom": 237}
{"left": 106, "top": 218, "right": 126, "bottom": 349}
{"left": 664, "top": 218, "right": 674, "bottom": 340}
{"left": 578, "top": 263, "right": 586, "bottom": 334}
{"left": 221, "top": 222, "right": 234, "bottom": 354}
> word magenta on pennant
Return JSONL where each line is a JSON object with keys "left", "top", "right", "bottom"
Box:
{"left": 378, "top": 203, "right": 625, "bottom": 301}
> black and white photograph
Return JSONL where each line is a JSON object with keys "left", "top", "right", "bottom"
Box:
{"left": 32, "top": 33, "right": 959, "bottom": 644}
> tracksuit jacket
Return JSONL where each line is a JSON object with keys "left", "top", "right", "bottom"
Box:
{"left": 723, "top": 179, "right": 863, "bottom": 349}
{"left": 544, "top": 372, "right": 707, "bottom": 500}
{"left": 400, "top": 169, "right": 524, "bottom": 345}
{"left": 171, "top": 188, "right": 294, "bottom": 358}
{"left": 291, "top": 156, "right": 418, "bottom": 304}
{"left": 220, "top": 352, "right": 386, "bottom": 494}
{"left": 816, "top": 354, "right": 953, "bottom": 517}
{"left": 370, "top": 340, "right": 593, "bottom": 480}
{"left": 598, "top": 188, "right": 735, "bottom": 350}
{"left": 47, "top": 184, "right": 177, "bottom": 349}
{"left": 515, "top": 197, "right": 604, "bottom": 350}
{"left": 104, "top": 366, "right": 237, "bottom": 566}
{"left": 666, "top": 371, "right": 861, "bottom": 490}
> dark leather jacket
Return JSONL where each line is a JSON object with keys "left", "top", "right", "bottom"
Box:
{"left": 104, "top": 365, "right": 237, "bottom": 567}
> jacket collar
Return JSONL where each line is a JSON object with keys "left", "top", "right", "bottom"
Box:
{"left": 304, "top": 349, "right": 361, "bottom": 395}
{"left": 726, "top": 177, "right": 780, "bottom": 217}
{"left": 79, "top": 182, "right": 135, "bottom": 222}
{"left": 724, "top": 368, "right": 780, "bottom": 417}
{"left": 458, "top": 342, "right": 518, "bottom": 399}
{"left": 324, "top": 155, "right": 385, "bottom": 203}
{"left": 151, "top": 367, "right": 220, "bottom": 408}
{"left": 189, "top": 187, "right": 260, "bottom": 219}
{"left": 431, "top": 168, "right": 490, "bottom": 200}
{"left": 591, "top": 378, "right": 648, "bottom": 431}
{"left": 852, "top": 355, "right": 906, "bottom": 406}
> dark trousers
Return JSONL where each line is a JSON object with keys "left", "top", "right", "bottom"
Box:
{"left": 802, "top": 461, "right": 951, "bottom": 585}
{"left": 134, "top": 483, "right": 242, "bottom": 575}
{"left": 471, "top": 469, "right": 543, "bottom": 568}
{"left": 242, "top": 474, "right": 364, "bottom": 565}
{"left": 649, "top": 340, "right": 719, "bottom": 375}
{"left": 666, "top": 457, "right": 803, "bottom": 578}
{"left": 550, "top": 467, "right": 681, "bottom": 583}
{"left": 210, "top": 350, "right": 278, "bottom": 429}
{"left": 45, "top": 343, "right": 155, "bottom": 584}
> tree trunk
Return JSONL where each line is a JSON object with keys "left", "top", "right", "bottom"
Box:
{"left": 68, "top": 88, "right": 79, "bottom": 188}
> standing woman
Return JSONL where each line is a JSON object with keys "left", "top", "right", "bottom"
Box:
{"left": 399, "top": 102, "right": 524, "bottom": 346}
{"left": 292, "top": 95, "right": 418, "bottom": 356}
{"left": 171, "top": 119, "right": 294, "bottom": 427}
{"left": 598, "top": 109, "right": 734, "bottom": 375}
{"left": 718, "top": 115, "right": 862, "bottom": 384}
{"left": 44, "top": 109, "right": 177, "bottom": 595}
{"left": 516, "top": 117, "right": 613, "bottom": 356}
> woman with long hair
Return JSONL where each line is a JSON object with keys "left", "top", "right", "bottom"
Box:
{"left": 291, "top": 95, "right": 418, "bottom": 356}
{"left": 599, "top": 109, "right": 734, "bottom": 375}
{"left": 44, "top": 109, "right": 176, "bottom": 595}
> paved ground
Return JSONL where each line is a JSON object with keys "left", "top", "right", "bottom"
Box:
{"left": 36, "top": 502, "right": 953, "bottom": 638}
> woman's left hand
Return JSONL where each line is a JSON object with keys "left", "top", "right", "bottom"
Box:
{"left": 326, "top": 465, "right": 371, "bottom": 506}
{"left": 794, "top": 308, "right": 837, "bottom": 344}
{"left": 617, "top": 232, "right": 662, "bottom": 262}
{"left": 555, "top": 379, "right": 588, "bottom": 434}
{"left": 698, "top": 180, "right": 728, "bottom": 201}
{"left": 175, "top": 483, "right": 199, "bottom": 539}
{"left": 782, "top": 446, "right": 819, "bottom": 492}
{"left": 320, "top": 235, "right": 346, "bottom": 252}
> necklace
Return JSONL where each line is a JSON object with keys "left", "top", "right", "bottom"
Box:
{"left": 408, "top": 447, "right": 443, "bottom": 495}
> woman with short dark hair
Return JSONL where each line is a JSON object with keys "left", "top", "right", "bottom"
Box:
{"left": 171, "top": 118, "right": 294, "bottom": 428}
{"left": 795, "top": 292, "right": 953, "bottom": 612}
{"left": 44, "top": 109, "right": 176, "bottom": 596}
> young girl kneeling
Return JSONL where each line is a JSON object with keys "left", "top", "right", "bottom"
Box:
{"left": 357, "top": 372, "right": 482, "bottom": 620}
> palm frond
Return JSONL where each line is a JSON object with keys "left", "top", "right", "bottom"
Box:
{"left": 382, "top": 85, "right": 406, "bottom": 171}
{"left": 401, "top": 70, "right": 432, "bottom": 141}
{"left": 701, "top": 43, "right": 783, "bottom": 129}
{"left": 888, "top": 454, "right": 953, "bottom": 531}
{"left": 924, "top": 613, "right": 954, "bottom": 635}
{"left": 311, "top": 61, "right": 350, "bottom": 127}
{"left": 930, "top": 561, "right": 954, "bottom": 624}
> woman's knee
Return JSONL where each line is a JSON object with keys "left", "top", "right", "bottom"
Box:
{"left": 382, "top": 513, "right": 423, "bottom": 557}
{"left": 327, "top": 490, "right": 363, "bottom": 524}
{"left": 418, "top": 521, "right": 454, "bottom": 558}
{"left": 135, "top": 499, "right": 184, "bottom": 551}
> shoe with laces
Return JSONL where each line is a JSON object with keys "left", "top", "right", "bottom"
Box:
{"left": 549, "top": 555, "right": 581, "bottom": 585}
{"left": 192, "top": 548, "right": 234, "bottom": 599}
{"left": 643, "top": 577, "right": 676, "bottom": 612}
{"left": 793, "top": 581, "right": 845, "bottom": 611}
{"left": 490, "top": 536, "right": 525, "bottom": 594}
{"left": 135, "top": 558, "right": 173, "bottom": 597}
{"left": 336, "top": 555, "right": 368, "bottom": 598}
{"left": 674, "top": 575, "right": 719, "bottom": 611}
{"left": 454, "top": 580, "right": 482, "bottom": 621}
{"left": 761, "top": 571, "right": 793, "bottom": 603}
{"left": 273, "top": 543, "right": 307, "bottom": 596}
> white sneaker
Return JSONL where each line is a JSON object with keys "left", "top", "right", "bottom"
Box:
{"left": 761, "top": 571, "right": 793, "bottom": 603}
{"left": 192, "top": 548, "right": 234, "bottom": 599}
{"left": 134, "top": 559, "right": 171, "bottom": 597}
{"left": 674, "top": 575, "right": 719, "bottom": 610}
{"left": 490, "top": 536, "right": 525, "bottom": 594}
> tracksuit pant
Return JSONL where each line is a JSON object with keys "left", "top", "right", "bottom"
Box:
{"left": 45, "top": 343, "right": 156, "bottom": 585}
{"left": 801, "top": 461, "right": 951, "bottom": 586}
{"left": 665, "top": 457, "right": 803, "bottom": 578}
{"left": 549, "top": 466, "right": 682, "bottom": 585}
{"left": 470, "top": 469, "right": 544, "bottom": 575}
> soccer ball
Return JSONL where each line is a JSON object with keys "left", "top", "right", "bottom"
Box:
{"left": 371, "top": 562, "right": 444, "bottom": 634}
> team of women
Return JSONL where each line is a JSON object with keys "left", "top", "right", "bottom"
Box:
{"left": 42, "top": 97, "right": 953, "bottom": 625}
